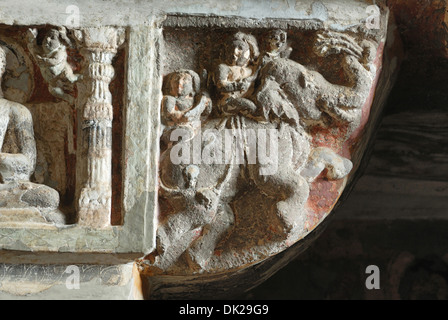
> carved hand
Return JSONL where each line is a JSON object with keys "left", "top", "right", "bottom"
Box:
{"left": 184, "top": 94, "right": 211, "bottom": 120}
{"left": 57, "top": 26, "right": 74, "bottom": 48}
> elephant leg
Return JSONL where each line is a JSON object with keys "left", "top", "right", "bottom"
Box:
{"left": 257, "top": 169, "right": 310, "bottom": 232}
{"left": 184, "top": 203, "right": 235, "bottom": 271}
{"left": 275, "top": 173, "right": 309, "bottom": 233}
{"left": 157, "top": 229, "right": 199, "bottom": 271}
{"left": 156, "top": 212, "right": 194, "bottom": 255}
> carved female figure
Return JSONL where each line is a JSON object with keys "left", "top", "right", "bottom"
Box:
{"left": 214, "top": 32, "right": 260, "bottom": 117}
{"left": 160, "top": 70, "right": 212, "bottom": 147}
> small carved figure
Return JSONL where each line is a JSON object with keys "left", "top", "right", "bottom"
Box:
{"left": 214, "top": 32, "right": 260, "bottom": 117}
{"left": 27, "top": 27, "right": 80, "bottom": 104}
{"left": 161, "top": 70, "right": 212, "bottom": 146}
{"left": 0, "top": 46, "right": 61, "bottom": 222}
{"left": 261, "top": 29, "right": 292, "bottom": 66}
{"left": 152, "top": 163, "right": 233, "bottom": 272}
{"left": 154, "top": 28, "right": 379, "bottom": 275}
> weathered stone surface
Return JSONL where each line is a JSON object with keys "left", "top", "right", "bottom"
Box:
{"left": 0, "top": 21, "right": 156, "bottom": 254}
{"left": 0, "top": 0, "right": 404, "bottom": 300}
{"left": 136, "top": 1, "right": 400, "bottom": 299}
{"left": 0, "top": 44, "right": 65, "bottom": 226}
{"left": 0, "top": 251, "right": 137, "bottom": 300}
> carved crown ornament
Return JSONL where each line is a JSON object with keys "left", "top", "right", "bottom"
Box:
{"left": 0, "top": 0, "right": 400, "bottom": 299}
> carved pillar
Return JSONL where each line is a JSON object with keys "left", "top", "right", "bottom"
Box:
{"left": 74, "top": 27, "right": 125, "bottom": 228}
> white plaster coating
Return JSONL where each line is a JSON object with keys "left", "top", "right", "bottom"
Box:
{"left": 121, "top": 21, "right": 163, "bottom": 254}
{"left": 0, "top": 0, "right": 377, "bottom": 29}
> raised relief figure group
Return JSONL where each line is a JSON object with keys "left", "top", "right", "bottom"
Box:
{"left": 154, "top": 29, "right": 376, "bottom": 274}
{"left": 0, "top": 26, "right": 123, "bottom": 228}
{"left": 0, "top": 25, "right": 376, "bottom": 274}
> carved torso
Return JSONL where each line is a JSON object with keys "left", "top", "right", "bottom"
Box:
{"left": 0, "top": 98, "right": 35, "bottom": 157}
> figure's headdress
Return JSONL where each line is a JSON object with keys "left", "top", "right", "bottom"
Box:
{"left": 232, "top": 32, "right": 260, "bottom": 63}
{"left": 162, "top": 69, "right": 201, "bottom": 96}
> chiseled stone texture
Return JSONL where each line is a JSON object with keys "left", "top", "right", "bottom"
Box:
{"left": 144, "top": 6, "right": 391, "bottom": 283}
{"left": 0, "top": 0, "right": 401, "bottom": 300}
{"left": 0, "top": 252, "right": 137, "bottom": 300}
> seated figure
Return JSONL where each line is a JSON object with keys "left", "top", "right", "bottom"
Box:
{"left": 214, "top": 32, "right": 260, "bottom": 117}
{"left": 160, "top": 69, "right": 212, "bottom": 149}
{"left": 0, "top": 46, "right": 62, "bottom": 224}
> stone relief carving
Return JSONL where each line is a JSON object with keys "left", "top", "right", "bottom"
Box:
{"left": 0, "top": 6, "right": 386, "bottom": 283}
{"left": 261, "top": 29, "right": 292, "bottom": 65}
{"left": 0, "top": 0, "right": 398, "bottom": 299}
{"left": 27, "top": 27, "right": 80, "bottom": 104}
{"left": 0, "top": 25, "right": 125, "bottom": 229}
{"left": 0, "top": 45, "right": 63, "bottom": 225}
{"left": 0, "top": 0, "right": 401, "bottom": 300}
{"left": 72, "top": 27, "right": 125, "bottom": 228}
{"left": 149, "top": 26, "right": 379, "bottom": 275}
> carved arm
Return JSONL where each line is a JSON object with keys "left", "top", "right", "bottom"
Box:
{"left": 183, "top": 93, "right": 212, "bottom": 121}
{"left": 215, "top": 64, "right": 255, "bottom": 93}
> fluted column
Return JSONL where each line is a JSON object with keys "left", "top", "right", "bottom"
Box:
{"left": 74, "top": 27, "right": 125, "bottom": 228}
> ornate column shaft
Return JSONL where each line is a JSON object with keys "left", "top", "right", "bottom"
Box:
{"left": 75, "top": 27, "right": 125, "bottom": 228}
